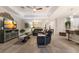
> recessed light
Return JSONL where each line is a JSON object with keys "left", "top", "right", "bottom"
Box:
{"left": 33, "top": 8, "right": 37, "bottom": 11}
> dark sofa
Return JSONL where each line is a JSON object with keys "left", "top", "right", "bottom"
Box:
{"left": 32, "top": 28, "right": 43, "bottom": 36}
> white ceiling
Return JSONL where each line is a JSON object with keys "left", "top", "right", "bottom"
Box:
{"left": 1, "top": 6, "right": 79, "bottom": 21}
{"left": 1, "top": 6, "right": 58, "bottom": 19}
{"left": 50, "top": 6, "right": 79, "bottom": 20}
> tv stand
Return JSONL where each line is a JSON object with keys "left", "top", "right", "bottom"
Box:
{"left": 0, "top": 29, "right": 18, "bottom": 43}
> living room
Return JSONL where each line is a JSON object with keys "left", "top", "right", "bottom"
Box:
{"left": 0, "top": 6, "right": 79, "bottom": 53}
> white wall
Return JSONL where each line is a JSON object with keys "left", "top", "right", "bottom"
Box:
{"left": 71, "top": 17, "right": 79, "bottom": 29}
{"left": 35, "top": 18, "right": 55, "bottom": 30}
{"left": 14, "top": 17, "right": 25, "bottom": 30}
{"left": 53, "top": 18, "right": 65, "bottom": 35}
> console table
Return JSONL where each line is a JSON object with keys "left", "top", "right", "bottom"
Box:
{"left": 69, "top": 30, "right": 79, "bottom": 43}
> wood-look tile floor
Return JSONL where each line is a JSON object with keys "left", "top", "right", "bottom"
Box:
{"left": 0, "top": 35, "right": 79, "bottom": 53}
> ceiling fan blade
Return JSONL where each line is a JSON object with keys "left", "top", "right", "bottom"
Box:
{"left": 36, "top": 8, "right": 42, "bottom": 10}
{"left": 26, "top": 6, "right": 35, "bottom": 9}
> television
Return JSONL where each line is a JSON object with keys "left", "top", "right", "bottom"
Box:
{"left": 4, "top": 18, "right": 17, "bottom": 29}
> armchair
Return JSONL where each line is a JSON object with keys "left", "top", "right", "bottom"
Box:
{"left": 37, "top": 30, "right": 53, "bottom": 47}
{"left": 46, "top": 30, "right": 52, "bottom": 44}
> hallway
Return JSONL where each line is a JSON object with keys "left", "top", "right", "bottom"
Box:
{"left": 0, "top": 35, "right": 79, "bottom": 53}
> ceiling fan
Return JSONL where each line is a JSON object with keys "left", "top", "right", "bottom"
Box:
{"left": 21, "top": 6, "right": 49, "bottom": 10}
{"left": 20, "top": 6, "right": 50, "bottom": 12}
{"left": 26, "top": 6, "right": 43, "bottom": 10}
{"left": 20, "top": 6, "right": 42, "bottom": 10}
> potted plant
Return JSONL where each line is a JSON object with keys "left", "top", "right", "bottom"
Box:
{"left": 65, "top": 17, "right": 71, "bottom": 40}
{"left": 65, "top": 18, "right": 71, "bottom": 29}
